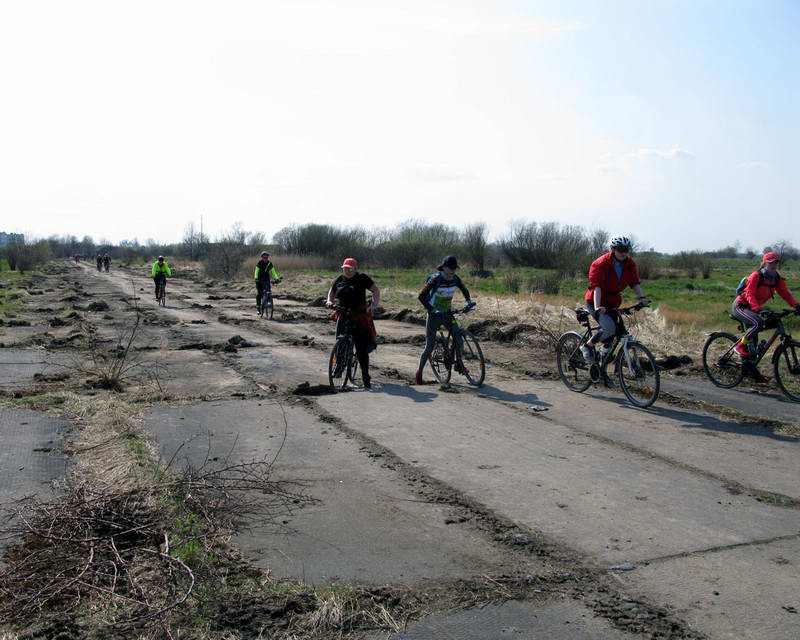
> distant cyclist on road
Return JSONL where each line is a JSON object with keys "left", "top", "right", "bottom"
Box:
{"left": 96, "top": 254, "right": 103, "bottom": 271}
{"left": 254, "top": 251, "right": 281, "bottom": 311}
{"left": 102, "top": 254, "right": 110, "bottom": 272}
{"left": 580, "top": 237, "right": 649, "bottom": 363}
{"left": 325, "top": 258, "right": 380, "bottom": 389}
{"left": 414, "top": 255, "right": 474, "bottom": 385}
{"left": 731, "top": 251, "right": 800, "bottom": 382}
{"left": 151, "top": 255, "right": 172, "bottom": 300}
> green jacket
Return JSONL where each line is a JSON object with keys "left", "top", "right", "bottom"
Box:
{"left": 151, "top": 261, "right": 172, "bottom": 278}
{"left": 254, "top": 259, "right": 280, "bottom": 283}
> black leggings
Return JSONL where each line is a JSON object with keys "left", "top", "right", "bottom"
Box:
{"left": 336, "top": 316, "right": 370, "bottom": 383}
{"left": 154, "top": 275, "right": 166, "bottom": 296}
{"left": 256, "top": 281, "right": 271, "bottom": 307}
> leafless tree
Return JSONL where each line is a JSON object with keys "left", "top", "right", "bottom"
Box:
{"left": 462, "top": 222, "right": 489, "bottom": 271}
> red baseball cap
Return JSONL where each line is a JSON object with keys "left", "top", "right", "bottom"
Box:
{"left": 763, "top": 251, "right": 781, "bottom": 263}
{"left": 341, "top": 258, "right": 358, "bottom": 269}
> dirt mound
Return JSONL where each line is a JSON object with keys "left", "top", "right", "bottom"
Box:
{"left": 292, "top": 381, "right": 335, "bottom": 396}
{"left": 655, "top": 354, "right": 693, "bottom": 370}
{"left": 87, "top": 301, "right": 110, "bottom": 312}
{"left": 390, "top": 308, "right": 426, "bottom": 325}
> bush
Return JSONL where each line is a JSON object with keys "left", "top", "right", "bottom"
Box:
{"left": 635, "top": 252, "right": 661, "bottom": 280}
{"left": 526, "top": 271, "right": 562, "bottom": 294}
{"left": 3, "top": 240, "right": 51, "bottom": 272}
{"left": 500, "top": 221, "right": 601, "bottom": 275}
{"left": 670, "top": 251, "right": 712, "bottom": 280}
{"left": 503, "top": 272, "right": 521, "bottom": 294}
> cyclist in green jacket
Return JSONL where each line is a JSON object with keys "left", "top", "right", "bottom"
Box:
{"left": 151, "top": 256, "right": 172, "bottom": 300}
{"left": 254, "top": 252, "right": 281, "bottom": 310}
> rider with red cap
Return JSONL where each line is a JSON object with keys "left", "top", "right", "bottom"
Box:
{"left": 326, "top": 257, "right": 381, "bottom": 388}
{"left": 732, "top": 251, "right": 800, "bottom": 380}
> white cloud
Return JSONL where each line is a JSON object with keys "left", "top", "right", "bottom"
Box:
{"left": 408, "top": 167, "right": 478, "bottom": 182}
{"left": 622, "top": 148, "right": 696, "bottom": 162}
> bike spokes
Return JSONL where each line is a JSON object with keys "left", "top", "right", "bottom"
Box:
{"left": 457, "top": 332, "right": 485, "bottom": 386}
{"left": 556, "top": 332, "right": 592, "bottom": 393}
{"left": 429, "top": 334, "right": 452, "bottom": 384}
{"left": 617, "top": 341, "right": 659, "bottom": 408}
{"left": 702, "top": 333, "right": 744, "bottom": 389}
{"left": 774, "top": 341, "right": 800, "bottom": 402}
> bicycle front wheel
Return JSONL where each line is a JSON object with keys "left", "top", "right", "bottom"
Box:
{"left": 556, "top": 331, "right": 592, "bottom": 393}
{"left": 702, "top": 332, "right": 744, "bottom": 388}
{"left": 774, "top": 340, "right": 800, "bottom": 402}
{"left": 617, "top": 341, "right": 660, "bottom": 408}
{"left": 429, "top": 333, "right": 452, "bottom": 384}
{"left": 328, "top": 338, "right": 351, "bottom": 390}
{"left": 457, "top": 331, "right": 485, "bottom": 386}
{"left": 266, "top": 296, "right": 274, "bottom": 320}
{"left": 347, "top": 342, "right": 363, "bottom": 389}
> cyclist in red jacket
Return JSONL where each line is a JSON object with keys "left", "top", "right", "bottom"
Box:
{"left": 731, "top": 252, "right": 800, "bottom": 381}
{"left": 580, "top": 236, "right": 649, "bottom": 362}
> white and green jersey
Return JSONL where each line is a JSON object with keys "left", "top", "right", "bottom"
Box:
{"left": 418, "top": 272, "right": 471, "bottom": 313}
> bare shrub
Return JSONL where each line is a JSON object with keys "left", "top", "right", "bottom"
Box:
{"left": 203, "top": 223, "right": 252, "bottom": 280}
{"left": 503, "top": 271, "right": 521, "bottom": 294}
{"left": 462, "top": 222, "right": 489, "bottom": 271}
{"left": 3, "top": 239, "right": 51, "bottom": 273}
{"left": 526, "top": 271, "right": 562, "bottom": 294}
{"left": 500, "top": 221, "right": 594, "bottom": 274}
{"left": 670, "top": 251, "right": 712, "bottom": 280}
{"left": 636, "top": 252, "right": 661, "bottom": 280}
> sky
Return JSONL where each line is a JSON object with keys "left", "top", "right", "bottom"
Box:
{"left": 0, "top": 0, "right": 797, "bottom": 253}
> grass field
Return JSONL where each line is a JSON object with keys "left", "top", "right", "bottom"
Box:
{"left": 0, "top": 261, "right": 27, "bottom": 317}
{"left": 277, "top": 258, "right": 800, "bottom": 334}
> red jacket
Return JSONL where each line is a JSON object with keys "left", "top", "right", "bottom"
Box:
{"left": 584, "top": 252, "right": 640, "bottom": 309}
{"left": 737, "top": 270, "right": 798, "bottom": 312}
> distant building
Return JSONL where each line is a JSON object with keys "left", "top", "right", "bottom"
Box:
{"left": 0, "top": 232, "right": 24, "bottom": 246}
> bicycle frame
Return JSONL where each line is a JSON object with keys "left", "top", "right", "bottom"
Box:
{"left": 718, "top": 311, "right": 794, "bottom": 367}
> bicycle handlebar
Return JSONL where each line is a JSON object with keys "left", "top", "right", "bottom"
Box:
{"left": 619, "top": 302, "right": 650, "bottom": 315}
{"left": 759, "top": 308, "right": 797, "bottom": 319}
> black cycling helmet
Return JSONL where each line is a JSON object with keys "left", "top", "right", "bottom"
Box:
{"left": 437, "top": 255, "right": 459, "bottom": 270}
{"left": 609, "top": 236, "right": 632, "bottom": 251}
{"left": 157, "top": 255, "right": 164, "bottom": 261}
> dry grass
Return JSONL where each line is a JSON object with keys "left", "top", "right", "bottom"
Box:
{"left": 61, "top": 391, "right": 155, "bottom": 488}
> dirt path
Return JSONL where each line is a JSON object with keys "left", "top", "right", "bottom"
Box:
{"left": 4, "top": 261, "right": 799, "bottom": 639}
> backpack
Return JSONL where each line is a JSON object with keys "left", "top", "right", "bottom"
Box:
{"left": 736, "top": 271, "right": 779, "bottom": 296}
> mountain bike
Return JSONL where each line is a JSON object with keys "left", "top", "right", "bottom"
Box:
{"left": 556, "top": 302, "right": 660, "bottom": 408}
{"left": 428, "top": 303, "right": 485, "bottom": 387}
{"left": 702, "top": 308, "right": 800, "bottom": 401}
{"left": 328, "top": 306, "right": 365, "bottom": 391}
{"left": 155, "top": 277, "right": 167, "bottom": 308}
{"left": 258, "top": 279, "right": 281, "bottom": 320}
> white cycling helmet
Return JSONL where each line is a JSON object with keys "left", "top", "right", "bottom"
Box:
{"left": 609, "top": 236, "right": 632, "bottom": 250}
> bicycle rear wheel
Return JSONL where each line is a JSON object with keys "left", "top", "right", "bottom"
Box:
{"left": 702, "top": 332, "right": 744, "bottom": 388}
{"left": 617, "top": 341, "right": 660, "bottom": 408}
{"left": 457, "top": 331, "right": 485, "bottom": 386}
{"left": 556, "top": 331, "right": 592, "bottom": 393}
{"left": 774, "top": 340, "right": 800, "bottom": 402}
{"left": 429, "top": 333, "right": 452, "bottom": 384}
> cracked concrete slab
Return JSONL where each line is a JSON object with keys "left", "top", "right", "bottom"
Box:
{"left": 144, "top": 400, "right": 533, "bottom": 584}
{"left": 369, "top": 599, "right": 646, "bottom": 639}
{"left": 623, "top": 536, "right": 800, "bottom": 640}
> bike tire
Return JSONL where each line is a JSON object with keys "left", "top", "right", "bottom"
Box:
{"left": 347, "top": 341, "right": 363, "bottom": 389}
{"left": 773, "top": 340, "right": 800, "bottom": 402}
{"left": 702, "top": 332, "right": 744, "bottom": 389}
{"left": 267, "top": 296, "right": 274, "bottom": 320}
{"left": 429, "top": 333, "right": 452, "bottom": 384}
{"left": 556, "top": 331, "right": 592, "bottom": 393}
{"left": 617, "top": 341, "right": 660, "bottom": 408}
{"left": 458, "top": 331, "right": 485, "bottom": 386}
{"left": 328, "top": 338, "right": 349, "bottom": 390}
{"left": 159, "top": 284, "right": 166, "bottom": 308}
